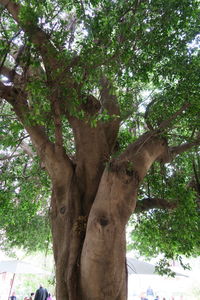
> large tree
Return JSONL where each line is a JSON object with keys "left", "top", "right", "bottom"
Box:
{"left": 0, "top": 0, "right": 200, "bottom": 299}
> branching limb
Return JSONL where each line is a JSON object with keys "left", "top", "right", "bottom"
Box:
{"left": 0, "top": 65, "right": 22, "bottom": 83}
{"left": 0, "top": 81, "right": 73, "bottom": 182}
{"left": 21, "top": 125, "right": 74, "bottom": 185}
{"left": 99, "top": 76, "right": 120, "bottom": 152}
{"left": 0, "top": 28, "right": 22, "bottom": 71}
{"left": 0, "top": 81, "right": 20, "bottom": 104}
{"left": 116, "top": 132, "right": 169, "bottom": 182}
{"left": 114, "top": 100, "right": 198, "bottom": 182}
{"left": 144, "top": 101, "right": 190, "bottom": 134}
{"left": 50, "top": 92, "right": 64, "bottom": 154}
{"left": 100, "top": 76, "right": 120, "bottom": 116}
{"left": 20, "top": 140, "right": 35, "bottom": 158}
{"left": 169, "top": 133, "right": 200, "bottom": 158}
{"left": 144, "top": 98, "right": 157, "bottom": 130}
{"left": 158, "top": 102, "right": 190, "bottom": 131}
{"left": 0, "top": 153, "right": 22, "bottom": 161}
{"left": 135, "top": 197, "right": 177, "bottom": 213}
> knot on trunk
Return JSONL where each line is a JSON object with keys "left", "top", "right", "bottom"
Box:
{"left": 99, "top": 216, "right": 109, "bottom": 227}
{"left": 60, "top": 206, "right": 66, "bottom": 214}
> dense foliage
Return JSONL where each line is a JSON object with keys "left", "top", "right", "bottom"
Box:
{"left": 0, "top": 0, "right": 200, "bottom": 268}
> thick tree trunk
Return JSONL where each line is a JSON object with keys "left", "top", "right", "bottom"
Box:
{"left": 80, "top": 168, "right": 137, "bottom": 300}
{"left": 49, "top": 133, "right": 167, "bottom": 300}
{"left": 50, "top": 164, "right": 138, "bottom": 300}
{"left": 51, "top": 172, "right": 82, "bottom": 300}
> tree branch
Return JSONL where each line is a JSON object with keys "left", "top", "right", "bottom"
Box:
{"left": 135, "top": 197, "right": 177, "bottom": 213}
{"left": 21, "top": 125, "right": 74, "bottom": 188}
{"left": 0, "top": 28, "right": 22, "bottom": 71}
{"left": 0, "top": 65, "right": 21, "bottom": 83}
{"left": 170, "top": 134, "right": 200, "bottom": 158}
{"left": 20, "top": 141, "right": 35, "bottom": 158}
{"left": 119, "top": 0, "right": 144, "bottom": 22}
{"left": 0, "top": 153, "right": 22, "bottom": 161}
{"left": 100, "top": 76, "right": 120, "bottom": 116}
{"left": 0, "top": 0, "right": 19, "bottom": 21}
{"left": 0, "top": 0, "right": 58, "bottom": 70}
{"left": 99, "top": 76, "right": 120, "bottom": 152}
{"left": 158, "top": 102, "right": 190, "bottom": 131}
{"left": 50, "top": 93, "right": 64, "bottom": 153}
{"left": 144, "top": 98, "right": 157, "bottom": 130}
{"left": 0, "top": 81, "right": 73, "bottom": 183}
{"left": 115, "top": 132, "right": 169, "bottom": 181}
{"left": 0, "top": 81, "right": 18, "bottom": 104}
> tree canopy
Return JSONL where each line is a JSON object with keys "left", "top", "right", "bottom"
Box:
{"left": 0, "top": 0, "right": 200, "bottom": 271}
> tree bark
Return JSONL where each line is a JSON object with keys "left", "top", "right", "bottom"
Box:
{"left": 50, "top": 166, "right": 82, "bottom": 300}
{"left": 80, "top": 168, "right": 137, "bottom": 300}
{"left": 0, "top": 76, "right": 171, "bottom": 300}
{"left": 50, "top": 165, "right": 135, "bottom": 300}
{"left": 48, "top": 131, "right": 169, "bottom": 300}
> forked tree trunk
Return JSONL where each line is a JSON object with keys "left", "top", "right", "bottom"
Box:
{"left": 8, "top": 91, "right": 168, "bottom": 300}
{"left": 50, "top": 164, "right": 139, "bottom": 300}
{"left": 48, "top": 132, "right": 168, "bottom": 300}
{"left": 2, "top": 53, "right": 168, "bottom": 298}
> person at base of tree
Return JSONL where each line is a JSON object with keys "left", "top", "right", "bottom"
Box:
{"left": 29, "top": 293, "right": 35, "bottom": 300}
{"left": 34, "top": 285, "right": 48, "bottom": 300}
{"left": 47, "top": 293, "right": 52, "bottom": 300}
{"left": 10, "top": 292, "right": 17, "bottom": 300}
{"left": 146, "top": 286, "right": 154, "bottom": 300}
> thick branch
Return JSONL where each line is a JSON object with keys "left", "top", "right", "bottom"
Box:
{"left": 69, "top": 115, "right": 110, "bottom": 214}
{"left": 0, "top": 0, "right": 20, "bottom": 21}
{"left": 0, "top": 65, "right": 21, "bottom": 83}
{"left": 144, "top": 98, "right": 156, "bottom": 130}
{"left": 158, "top": 102, "right": 190, "bottom": 131}
{"left": 116, "top": 132, "right": 169, "bottom": 181}
{"left": 0, "top": 81, "right": 18, "bottom": 104}
{"left": 169, "top": 133, "right": 200, "bottom": 160}
{"left": 50, "top": 92, "right": 64, "bottom": 153}
{"left": 100, "top": 76, "right": 120, "bottom": 116}
{"left": 99, "top": 77, "right": 120, "bottom": 151}
{"left": 135, "top": 197, "right": 177, "bottom": 213}
{"left": 25, "top": 125, "right": 73, "bottom": 185}
{"left": 20, "top": 141, "right": 35, "bottom": 158}
{"left": 0, "top": 81, "right": 73, "bottom": 184}
{"left": 68, "top": 90, "right": 120, "bottom": 214}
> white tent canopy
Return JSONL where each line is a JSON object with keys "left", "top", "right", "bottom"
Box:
{"left": 0, "top": 260, "right": 50, "bottom": 299}
{"left": 0, "top": 260, "right": 49, "bottom": 275}
{"left": 127, "top": 257, "right": 155, "bottom": 275}
{"left": 127, "top": 257, "right": 188, "bottom": 277}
